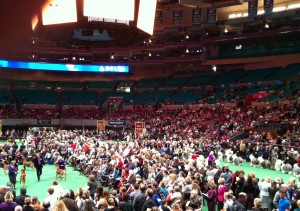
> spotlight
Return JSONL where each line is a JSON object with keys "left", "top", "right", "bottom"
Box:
{"left": 111, "top": 54, "right": 115, "bottom": 59}
{"left": 148, "top": 52, "right": 152, "bottom": 57}
{"left": 265, "top": 23, "right": 270, "bottom": 28}
{"left": 224, "top": 28, "right": 228, "bottom": 33}
{"left": 212, "top": 65, "right": 217, "bottom": 72}
{"left": 185, "top": 48, "right": 189, "bottom": 53}
{"left": 185, "top": 34, "right": 189, "bottom": 39}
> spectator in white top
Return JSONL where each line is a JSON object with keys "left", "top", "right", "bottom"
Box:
{"left": 259, "top": 177, "right": 271, "bottom": 209}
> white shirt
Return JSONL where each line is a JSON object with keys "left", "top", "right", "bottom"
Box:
{"left": 44, "top": 194, "right": 58, "bottom": 211}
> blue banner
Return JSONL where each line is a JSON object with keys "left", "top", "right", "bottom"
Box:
{"left": 108, "top": 120, "right": 125, "bottom": 126}
{"left": 0, "top": 59, "right": 129, "bottom": 73}
{"left": 37, "top": 119, "right": 51, "bottom": 125}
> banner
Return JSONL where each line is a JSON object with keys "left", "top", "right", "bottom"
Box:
{"left": 264, "top": 0, "right": 274, "bottom": 14}
{"left": 192, "top": 8, "right": 201, "bottom": 25}
{"left": 207, "top": 8, "right": 217, "bottom": 24}
{"left": 173, "top": 10, "right": 182, "bottom": 25}
{"left": 108, "top": 120, "right": 125, "bottom": 126}
{"left": 97, "top": 120, "right": 105, "bottom": 133}
{"left": 248, "top": 0, "right": 258, "bottom": 17}
{"left": 37, "top": 119, "right": 51, "bottom": 125}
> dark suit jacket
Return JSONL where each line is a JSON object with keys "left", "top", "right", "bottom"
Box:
{"left": 33, "top": 156, "right": 45, "bottom": 169}
{"left": 155, "top": 172, "right": 163, "bottom": 184}
{"left": 141, "top": 198, "right": 156, "bottom": 211}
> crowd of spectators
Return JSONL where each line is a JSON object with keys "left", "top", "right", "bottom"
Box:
{"left": 0, "top": 116, "right": 299, "bottom": 211}
{"left": 0, "top": 84, "right": 299, "bottom": 211}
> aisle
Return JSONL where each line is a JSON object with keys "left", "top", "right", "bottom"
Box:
{"left": 0, "top": 164, "right": 88, "bottom": 200}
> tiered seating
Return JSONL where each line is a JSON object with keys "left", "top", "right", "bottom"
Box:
{"left": 169, "top": 91, "right": 200, "bottom": 104}
{"left": 241, "top": 67, "right": 280, "bottom": 82}
{"left": 88, "top": 81, "right": 117, "bottom": 89}
{"left": 160, "top": 77, "right": 189, "bottom": 88}
{"left": 185, "top": 74, "right": 217, "bottom": 87}
{"left": 14, "top": 89, "right": 57, "bottom": 105}
{"left": 135, "top": 77, "right": 165, "bottom": 89}
{"left": 14, "top": 80, "right": 53, "bottom": 89}
{"left": 266, "top": 63, "right": 300, "bottom": 81}
{"left": 62, "top": 91, "right": 98, "bottom": 105}
{"left": 98, "top": 91, "right": 136, "bottom": 104}
{"left": 271, "top": 43, "right": 300, "bottom": 55}
{"left": 133, "top": 91, "right": 173, "bottom": 104}
{"left": 213, "top": 69, "right": 246, "bottom": 85}
{"left": 0, "top": 89, "right": 12, "bottom": 104}
{"left": 230, "top": 47, "right": 269, "bottom": 58}
{"left": 56, "top": 81, "right": 83, "bottom": 89}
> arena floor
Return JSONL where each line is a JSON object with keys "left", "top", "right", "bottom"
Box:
{"left": 0, "top": 164, "right": 88, "bottom": 200}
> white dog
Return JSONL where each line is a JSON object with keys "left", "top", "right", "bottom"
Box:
{"left": 275, "top": 159, "right": 284, "bottom": 171}
{"left": 218, "top": 151, "right": 224, "bottom": 161}
{"left": 281, "top": 163, "right": 293, "bottom": 174}
{"left": 225, "top": 149, "right": 233, "bottom": 163}
{"left": 250, "top": 154, "right": 259, "bottom": 167}
{"left": 260, "top": 160, "right": 271, "bottom": 169}
{"left": 293, "top": 164, "right": 300, "bottom": 176}
{"left": 232, "top": 154, "right": 243, "bottom": 166}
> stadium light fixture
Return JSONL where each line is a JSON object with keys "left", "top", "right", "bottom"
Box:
{"left": 212, "top": 65, "right": 217, "bottom": 72}
{"left": 265, "top": 23, "right": 270, "bottom": 28}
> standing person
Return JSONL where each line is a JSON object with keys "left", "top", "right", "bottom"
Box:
{"left": 8, "top": 160, "right": 18, "bottom": 189}
{"left": 278, "top": 190, "right": 290, "bottom": 211}
{"left": 33, "top": 152, "right": 45, "bottom": 182}
{"left": 217, "top": 178, "right": 227, "bottom": 211}
{"left": 141, "top": 188, "right": 156, "bottom": 211}
{"left": 205, "top": 182, "right": 217, "bottom": 211}
{"left": 208, "top": 151, "right": 215, "bottom": 166}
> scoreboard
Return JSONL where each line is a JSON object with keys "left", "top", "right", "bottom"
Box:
{"left": 39, "top": 0, "right": 157, "bottom": 35}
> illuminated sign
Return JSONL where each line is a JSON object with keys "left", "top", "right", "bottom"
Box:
{"left": 84, "top": 0, "right": 134, "bottom": 21}
{"left": 0, "top": 59, "right": 129, "bottom": 73}
{"left": 42, "top": 0, "right": 77, "bottom": 25}
{"left": 137, "top": 0, "right": 157, "bottom": 35}
{"left": 87, "top": 16, "right": 130, "bottom": 25}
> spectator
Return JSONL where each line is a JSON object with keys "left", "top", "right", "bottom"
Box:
{"left": 0, "top": 192, "right": 17, "bottom": 211}
{"left": 15, "top": 187, "right": 29, "bottom": 207}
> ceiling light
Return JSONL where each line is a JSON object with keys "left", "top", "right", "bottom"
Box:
{"left": 224, "top": 28, "right": 228, "bottom": 33}
{"left": 265, "top": 23, "right": 270, "bottom": 28}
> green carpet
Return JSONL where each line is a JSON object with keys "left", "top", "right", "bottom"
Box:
{"left": 0, "top": 164, "right": 89, "bottom": 201}
{"left": 219, "top": 161, "right": 294, "bottom": 183}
